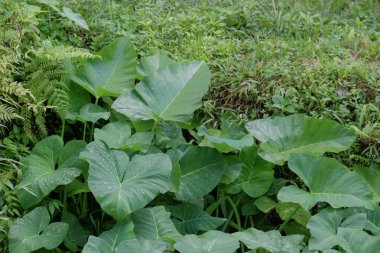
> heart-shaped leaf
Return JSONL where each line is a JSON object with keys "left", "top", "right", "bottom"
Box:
{"left": 225, "top": 145, "right": 274, "bottom": 198}
{"left": 174, "top": 230, "right": 239, "bottom": 253}
{"left": 132, "top": 206, "right": 182, "bottom": 242}
{"left": 277, "top": 154, "right": 376, "bottom": 210}
{"left": 137, "top": 54, "right": 175, "bottom": 79}
{"left": 8, "top": 206, "right": 68, "bottom": 253}
{"left": 233, "top": 228, "right": 304, "bottom": 253}
{"left": 82, "top": 221, "right": 135, "bottom": 253}
{"left": 168, "top": 203, "right": 226, "bottom": 234}
{"left": 175, "top": 146, "right": 226, "bottom": 200}
{"left": 276, "top": 202, "right": 311, "bottom": 226}
{"left": 16, "top": 136, "right": 86, "bottom": 208}
{"left": 80, "top": 141, "right": 172, "bottom": 220}
{"left": 70, "top": 37, "right": 137, "bottom": 98}
{"left": 115, "top": 238, "right": 167, "bottom": 253}
{"left": 112, "top": 61, "right": 211, "bottom": 123}
{"left": 246, "top": 114, "right": 356, "bottom": 165}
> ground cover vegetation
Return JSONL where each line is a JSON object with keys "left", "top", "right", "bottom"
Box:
{"left": 0, "top": 0, "right": 379, "bottom": 252}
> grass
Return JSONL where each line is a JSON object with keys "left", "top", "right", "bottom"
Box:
{"left": 56, "top": 0, "right": 379, "bottom": 161}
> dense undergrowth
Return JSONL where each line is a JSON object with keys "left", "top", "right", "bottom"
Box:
{"left": 0, "top": 0, "right": 379, "bottom": 252}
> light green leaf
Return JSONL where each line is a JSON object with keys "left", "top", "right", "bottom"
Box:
{"left": 82, "top": 221, "right": 135, "bottom": 253}
{"left": 94, "top": 121, "right": 132, "bottom": 149}
{"left": 112, "top": 61, "right": 211, "bottom": 123}
{"left": 175, "top": 230, "right": 240, "bottom": 253}
{"left": 80, "top": 141, "right": 172, "bottom": 220}
{"left": 276, "top": 202, "right": 311, "bottom": 226}
{"left": 307, "top": 208, "right": 344, "bottom": 250}
{"left": 121, "top": 132, "right": 154, "bottom": 151}
{"left": 225, "top": 145, "right": 274, "bottom": 198}
{"left": 169, "top": 203, "right": 226, "bottom": 234}
{"left": 62, "top": 210, "right": 87, "bottom": 252}
{"left": 115, "top": 238, "right": 167, "bottom": 253}
{"left": 233, "top": 228, "right": 304, "bottom": 253}
{"left": 9, "top": 206, "right": 68, "bottom": 253}
{"left": 277, "top": 154, "right": 376, "bottom": 210}
{"left": 307, "top": 207, "right": 367, "bottom": 251}
{"left": 17, "top": 136, "right": 86, "bottom": 209}
{"left": 137, "top": 54, "right": 175, "bottom": 79}
{"left": 61, "top": 7, "right": 89, "bottom": 30}
{"left": 246, "top": 114, "right": 356, "bottom": 165}
{"left": 77, "top": 103, "right": 110, "bottom": 123}
{"left": 254, "top": 196, "right": 277, "bottom": 213}
{"left": 132, "top": 206, "right": 182, "bottom": 243}
{"left": 175, "top": 146, "right": 226, "bottom": 200}
{"left": 220, "top": 157, "right": 243, "bottom": 184}
{"left": 337, "top": 228, "right": 380, "bottom": 253}
{"left": 70, "top": 37, "right": 137, "bottom": 98}
{"left": 354, "top": 165, "right": 380, "bottom": 201}
{"left": 198, "top": 125, "right": 254, "bottom": 153}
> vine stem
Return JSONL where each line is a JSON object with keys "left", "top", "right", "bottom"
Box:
{"left": 278, "top": 206, "right": 300, "bottom": 232}
{"left": 89, "top": 97, "right": 99, "bottom": 141}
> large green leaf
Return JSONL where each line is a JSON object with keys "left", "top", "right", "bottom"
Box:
{"left": 16, "top": 136, "right": 86, "bottom": 208}
{"left": 354, "top": 165, "right": 380, "bottom": 201}
{"left": 132, "top": 206, "right": 182, "bottom": 243}
{"left": 277, "top": 154, "right": 376, "bottom": 210}
{"left": 155, "top": 121, "right": 186, "bottom": 149}
{"left": 233, "top": 228, "right": 304, "bottom": 253}
{"left": 137, "top": 54, "right": 175, "bottom": 79}
{"left": 77, "top": 103, "right": 110, "bottom": 123}
{"left": 94, "top": 121, "right": 132, "bottom": 149}
{"left": 168, "top": 203, "right": 226, "bottom": 234}
{"left": 8, "top": 206, "right": 68, "bottom": 253}
{"left": 175, "top": 146, "right": 226, "bottom": 200}
{"left": 174, "top": 230, "right": 240, "bottom": 253}
{"left": 70, "top": 37, "right": 137, "bottom": 98}
{"left": 245, "top": 114, "right": 356, "bottom": 165}
{"left": 337, "top": 228, "right": 380, "bottom": 253}
{"left": 112, "top": 61, "right": 211, "bottom": 123}
{"left": 276, "top": 202, "right": 311, "bottom": 226}
{"left": 80, "top": 141, "right": 172, "bottom": 220}
{"left": 225, "top": 145, "right": 274, "bottom": 198}
{"left": 61, "top": 210, "right": 88, "bottom": 252}
{"left": 115, "top": 238, "right": 167, "bottom": 253}
{"left": 82, "top": 221, "right": 135, "bottom": 253}
{"left": 198, "top": 125, "right": 254, "bottom": 153}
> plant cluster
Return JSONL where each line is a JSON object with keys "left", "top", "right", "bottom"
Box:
{"left": 4, "top": 38, "right": 380, "bottom": 253}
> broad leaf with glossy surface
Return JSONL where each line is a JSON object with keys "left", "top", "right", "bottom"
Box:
{"left": 17, "top": 136, "right": 86, "bottom": 208}
{"left": 277, "top": 154, "right": 376, "bottom": 210}
{"left": 245, "top": 114, "right": 356, "bottom": 165}
{"left": 137, "top": 54, "right": 175, "bottom": 79}
{"left": 112, "top": 61, "right": 211, "bottom": 123}
{"left": 225, "top": 145, "right": 274, "bottom": 198}
{"left": 8, "top": 206, "right": 68, "bottom": 253}
{"left": 70, "top": 37, "right": 137, "bottom": 97}
{"left": 337, "top": 228, "right": 380, "bottom": 253}
{"left": 175, "top": 146, "right": 226, "bottom": 200}
{"left": 80, "top": 141, "right": 172, "bottom": 220}
{"left": 132, "top": 206, "right": 181, "bottom": 245}
{"left": 233, "top": 228, "right": 304, "bottom": 253}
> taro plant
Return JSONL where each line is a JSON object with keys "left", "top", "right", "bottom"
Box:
{"left": 7, "top": 38, "right": 380, "bottom": 253}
